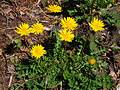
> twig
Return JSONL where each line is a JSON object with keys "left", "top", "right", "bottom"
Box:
{"left": 8, "top": 74, "right": 13, "bottom": 87}
{"left": 34, "top": 0, "right": 41, "bottom": 6}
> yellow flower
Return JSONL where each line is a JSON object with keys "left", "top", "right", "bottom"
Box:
{"left": 30, "top": 44, "right": 46, "bottom": 59}
{"left": 88, "top": 58, "right": 96, "bottom": 65}
{"left": 47, "top": 5, "right": 62, "bottom": 13}
{"left": 61, "top": 17, "right": 78, "bottom": 31}
{"left": 89, "top": 18, "right": 105, "bottom": 32}
{"left": 16, "top": 23, "right": 31, "bottom": 36}
{"left": 31, "top": 22, "right": 45, "bottom": 34}
{"left": 59, "top": 29, "right": 74, "bottom": 42}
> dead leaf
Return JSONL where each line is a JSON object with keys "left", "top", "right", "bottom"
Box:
{"left": 109, "top": 69, "right": 117, "bottom": 80}
{"left": 109, "top": 67, "right": 117, "bottom": 80}
{"left": 16, "top": 7, "right": 30, "bottom": 15}
{"left": 9, "top": 12, "right": 15, "bottom": 19}
{"left": 20, "top": 47, "right": 29, "bottom": 52}
{"left": 4, "top": 8, "right": 12, "bottom": 15}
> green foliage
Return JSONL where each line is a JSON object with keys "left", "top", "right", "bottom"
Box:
{"left": 62, "top": 0, "right": 113, "bottom": 20}
{"left": 100, "top": 6, "right": 120, "bottom": 28}
{"left": 96, "top": 0, "right": 113, "bottom": 8}
{"left": 13, "top": 39, "right": 22, "bottom": 49}
{"left": 10, "top": 30, "right": 112, "bottom": 90}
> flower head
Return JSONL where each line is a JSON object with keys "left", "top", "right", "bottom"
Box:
{"left": 89, "top": 18, "right": 105, "bottom": 32}
{"left": 88, "top": 58, "right": 96, "bottom": 65}
{"left": 16, "top": 23, "right": 31, "bottom": 36}
{"left": 61, "top": 17, "right": 78, "bottom": 31}
{"left": 47, "top": 5, "right": 62, "bottom": 13}
{"left": 30, "top": 44, "right": 46, "bottom": 59}
{"left": 31, "top": 22, "right": 45, "bottom": 34}
{"left": 59, "top": 29, "right": 74, "bottom": 42}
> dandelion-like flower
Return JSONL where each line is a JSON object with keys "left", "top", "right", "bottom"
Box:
{"left": 31, "top": 22, "right": 45, "bottom": 34}
{"left": 59, "top": 29, "right": 74, "bottom": 42}
{"left": 61, "top": 17, "right": 78, "bottom": 31}
{"left": 15, "top": 23, "right": 31, "bottom": 36}
{"left": 88, "top": 58, "right": 96, "bottom": 65}
{"left": 30, "top": 44, "right": 46, "bottom": 59}
{"left": 89, "top": 18, "right": 105, "bottom": 32}
{"left": 47, "top": 5, "right": 62, "bottom": 13}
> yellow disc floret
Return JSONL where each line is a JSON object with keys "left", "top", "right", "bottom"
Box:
{"left": 89, "top": 18, "right": 105, "bottom": 32}
{"left": 47, "top": 5, "right": 62, "bottom": 13}
{"left": 15, "top": 23, "right": 31, "bottom": 36}
{"left": 31, "top": 22, "right": 45, "bottom": 34}
{"left": 61, "top": 17, "right": 78, "bottom": 31}
{"left": 30, "top": 44, "right": 46, "bottom": 59}
{"left": 59, "top": 29, "right": 74, "bottom": 42}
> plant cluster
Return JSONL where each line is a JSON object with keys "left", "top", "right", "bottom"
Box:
{"left": 10, "top": 0, "right": 118, "bottom": 90}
